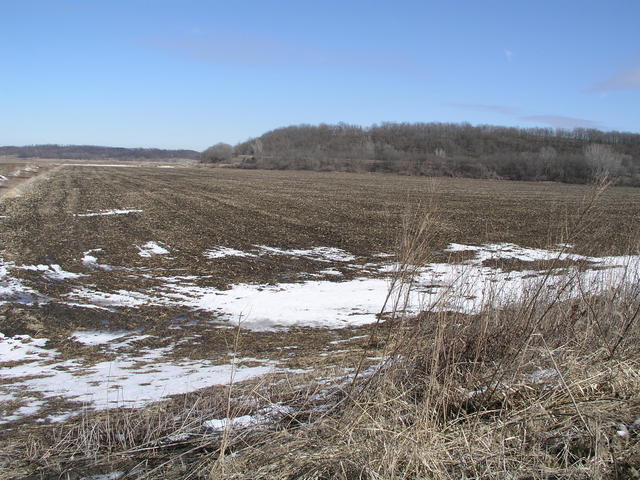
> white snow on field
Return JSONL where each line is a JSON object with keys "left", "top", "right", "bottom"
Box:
{"left": 63, "top": 164, "right": 137, "bottom": 167}
{"left": 204, "top": 245, "right": 356, "bottom": 262}
{"left": 444, "top": 242, "right": 592, "bottom": 263}
{"left": 136, "top": 241, "right": 170, "bottom": 257}
{"left": 1, "top": 400, "right": 46, "bottom": 423}
{"left": 317, "top": 268, "right": 342, "bottom": 276}
{"left": 157, "top": 165, "right": 176, "bottom": 168}
{"left": 205, "top": 247, "right": 257, "bottom": 259}
{"left": 70, "top": 330, "right": 131, "bottom": 346}
{"left": 0, "top": 242, "right": 638, "bottom": 423}
{"left": 203, "top": 403, "right": 293, "bottom": 431}
{"left": 0, "top": 253, "right": 42, "bottom": 304}
{"left": 165, "top": 278, "right": 389, "bottom": 330}
{"left": 69, "top": 287, "right": 154, "bottom": 308}
{"left": 2, "top": 243, "right": 639, "bottom": 331}
{"left": 0, "top": 338, "right": 285, "bottom": 422}
{"left": 81, "top": 248, "right": 114, "bottom": 270}
{"left": 372, "top": 252, "right": 394, "bottom": 258}
{"left": 0, "top": 334, "right": 54, "bottom": 363}
{"left": 81, "top": 249, "right": 100, "bottom": 267}
{"left": 8, "top": 165, "right": 39, "bottom": 177}
{"left": 18, "top": 263, "right": 86, "bottom": 281}
{"left": 75, "top": 209, "right": 143, "bottom": 217}
{"left": 60, "top": 245, "right": 639, "bottom": 330}
{"left": 256, "top": 245, "right": 356, "bottom": 262}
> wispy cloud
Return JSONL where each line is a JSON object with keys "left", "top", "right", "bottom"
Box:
{"left": 447, "top": 101, "right": 602, "bottom": 130}
{"left": 589, "top": 65, "right": 640, "bottom": 92}
{"left": 520, "top": 115, "right": 601, "bottom": 129}
{"left": 139, "top": 30, "right": 418, "bottom": 74}
{"left": 503, "top": 49, "right": 514, "bottom": 62}
{"left": 447, "top": 102, "right": 520, "bottom": 116}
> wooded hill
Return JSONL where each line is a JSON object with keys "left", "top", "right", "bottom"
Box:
{"left": 0, "top": 144, "right": 200, "bottom": 161}
{"left": 232, "top": 123, "right": 640, "bottom": 185}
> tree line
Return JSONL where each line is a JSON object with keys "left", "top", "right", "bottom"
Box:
{"left": 0, "top": 144, "right": 200, "bottom": 161}
{"left": 209, "top": 122, "right": 640, "bottom": 185}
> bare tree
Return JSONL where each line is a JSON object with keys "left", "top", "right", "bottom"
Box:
{"left": 585, "top": 143, "right": 621, "bottom": 177}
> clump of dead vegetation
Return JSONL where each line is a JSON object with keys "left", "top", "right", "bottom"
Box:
{"left": 2, "top": 178, "right": 639, "bottom": 480}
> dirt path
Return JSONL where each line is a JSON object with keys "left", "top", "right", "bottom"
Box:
{"left": 0, "top": 164, "right": 61, "bottom": 200}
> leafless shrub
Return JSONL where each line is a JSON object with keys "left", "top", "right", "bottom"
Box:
{"left": 585, "top": 143, "right": 623, "bottom": 178}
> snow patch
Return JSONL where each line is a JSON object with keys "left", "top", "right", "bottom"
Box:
{"left": 136, "top": 241, "right": 170, "bottom": 257}
{"left": 256, "top": 245, "right": 356, "bottom": 262}
{"left": 79, "top": 473, "right": 125, "bottom": 480}
{"left": 81, "top": 248, "right": 113, "bottom": 271}
{"left": 0, "top": 334, "right": 54, "bottom": 363}
{"left": 18, "top": 264, "right": 86, "bottom": 281}
{"left": 203, "top": 403, "right": 293, "bottom": 431}
{"left": 75, "top": 209, "right": 143, "bottom": 217}
{"left": 204, "top": 245, "right": 356, "bottom": 262}
{"left": 61, "top": 243, "right": 640, "bottom": 331}
{"left": 1, "top": 343, "right": 283, "bottom": 421}
{"left": 205, "top": 247, "right": 257, "bottom": 259}
{"left": 0, "top": 253, "right": 42, "bottom": 304}
{"left": 63, "top": 164, "right": 137, "bottom": 168}
{"left": 444, "top": 242, "right": 591, "bottom": 263}
{"left": 70, "top": 330, "right": 131, "bottom": 346}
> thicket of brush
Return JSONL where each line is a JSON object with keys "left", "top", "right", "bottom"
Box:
{"left": 3, "top": 180, "right": 639, "bottom": 480}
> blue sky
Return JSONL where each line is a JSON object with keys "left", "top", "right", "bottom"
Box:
{"left": 1, "top": 0, "right": 638, "bottom": 150}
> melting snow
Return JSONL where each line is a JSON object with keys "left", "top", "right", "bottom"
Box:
{"left": 0, "top": 253, "right": 42, "bottom": 304}
{"left": 75, "top": 209, "right": 143, "bottom": 217}
{"left": 2, "top": 243, "right": 639, "bottom": 331}
{"left": 1, "top": 242, "right": 639, "bottom": 422}
{"left": 204, "top": 245, "right": 356, "bottom": 262}
{"left": 63, "top": 164, "right": 137, "bottom": 167}
{"left": 0, "top": 334, "right": 53, "bottom": 363}
{"left": 82, "top": 248, "right": 113, "bottom": 270}
{"left": 162, "top": 278, "right": 389, "bottom": 330}
{"left": 256, "top": 245, "right": 356, "bottom": 262}
{"left": 203, "top": 403, "right": 293, "bottom": 431}
{"left": 444, "top": 242, "right": 589, "bottom": 262}
{"left": 70, "top": 330, "right": 131, "bottom": 346}
{"left": 0, "top": 337, "right": 284, "bottom": 422}
{"left": 317, "top": 268, "right": 342, "bottom": 276}
{"left": 205, "top": 247, "right": 257, "bottom": 259}
{"left": 136, "top": 241, "right": 170, "bottom": 257}
{"left": 57, "top": 243, "right": 640, "bottom": 330}
{"left": 18, "top": 264, "right": 86, "bottom": 281}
